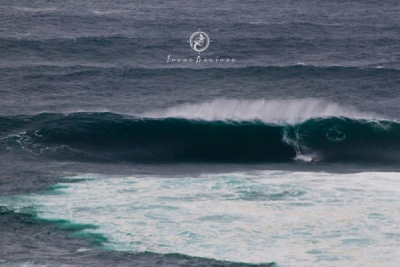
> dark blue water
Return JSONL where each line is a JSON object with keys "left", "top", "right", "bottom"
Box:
{"left": 1, "top": 1, "right": 400, "bottom": 266}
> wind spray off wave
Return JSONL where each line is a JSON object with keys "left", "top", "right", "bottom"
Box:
{"left": 143, "top": 99, "right": 380, "bottom": 124}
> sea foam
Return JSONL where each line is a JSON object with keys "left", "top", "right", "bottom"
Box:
{"left": 1, "top": 171, "right": 400, "bottom": 266}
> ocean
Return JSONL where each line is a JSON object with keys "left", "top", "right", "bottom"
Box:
{"left": 1, "top": 0, "right": 400, "bottom": 266}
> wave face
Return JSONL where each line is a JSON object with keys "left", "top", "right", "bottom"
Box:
{"left": 1, "top": 109, "right": 399, "bottom": 164}
{"left": 0, "top": 113, "right": 294, "bottom": 162}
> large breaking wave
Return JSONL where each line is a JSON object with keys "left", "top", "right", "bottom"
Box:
{"left": 0, "top": 99, "right": 398, "bottom": 164}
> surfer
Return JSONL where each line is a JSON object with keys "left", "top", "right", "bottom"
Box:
{"left": 310, "top": 157, "right": 315, "bottom": 163}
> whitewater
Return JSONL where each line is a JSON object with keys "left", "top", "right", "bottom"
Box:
{"left": 2, "top": 170, "right": 400, "bottom": 266}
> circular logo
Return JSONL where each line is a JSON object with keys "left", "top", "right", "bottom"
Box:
{"left": 189, "top": 31, "right": 210, "bottom": 53}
